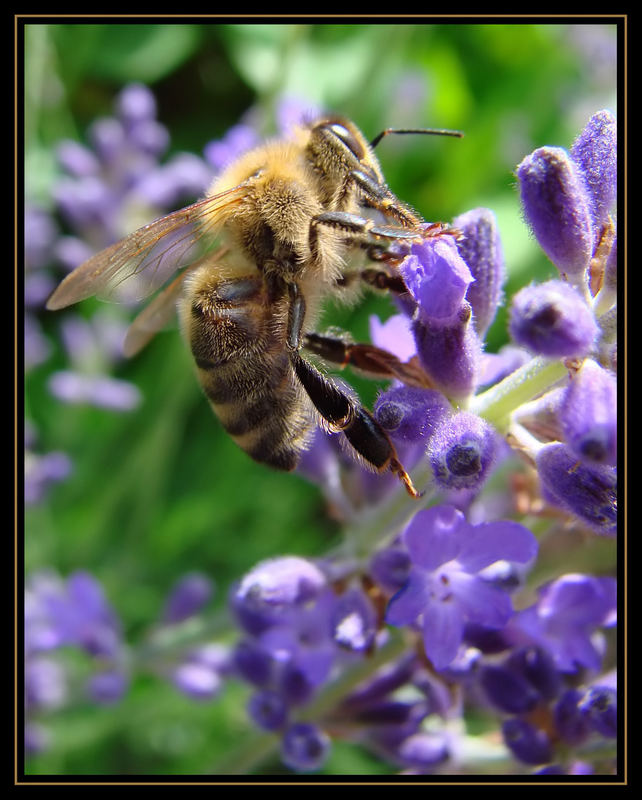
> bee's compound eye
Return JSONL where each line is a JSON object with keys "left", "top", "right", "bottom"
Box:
{"left": 327, "top": 122, "right": 365, "bottom": 161}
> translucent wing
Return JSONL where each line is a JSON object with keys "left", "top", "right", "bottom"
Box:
{"left": 122, "top": 247, "right": 230, "bottom": 358}
{"left": 46, "top": 182, "right": 250, "bottom": 311}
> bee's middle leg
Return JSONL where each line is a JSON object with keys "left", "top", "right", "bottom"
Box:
{"left": 302, "top": 332, "right": 432, "bottom": 389}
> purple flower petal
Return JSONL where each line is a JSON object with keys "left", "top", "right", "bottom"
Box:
{"left": 403, "top": 506, "right": 465, "bottom": 570}
{"left": 385, "top": 573, "right": 432, "bottom": 627}
{"left": 369, "top": 314, "right": 416, "bottom": 361}
{"left": 401, "top": 236, "right": 474, "bottom": 321}
{"left": 456, "top": 520, "right": 538, "bottom": 572}
{"left": 450, "top": 573, "right": 513, "bottom": 628}
{"left": 421, "top": 598, "right": 465, "bottom": 669}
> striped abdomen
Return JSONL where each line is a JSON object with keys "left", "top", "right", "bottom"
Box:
{"left": 180, "top": 271, "right": 314, "bottom": 471}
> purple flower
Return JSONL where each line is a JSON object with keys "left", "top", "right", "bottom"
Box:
{"left": 56, "top": 139, "right": 101, "bottom": 177}
{"left": 25, "top": 206, "right": 59, "bottom": 272}
{"left": 86, "top": 670, "right": 129, "bottom": 705}
{"left": 48, "top": 371, "right": 141, "bottom": 411}
{"left": 25, "top": 656, "right": 67, "bottom": 710}
{"left": 330, "top": 587, "right": 377, "bottom": 652}
{"left": 51, "top": 83, "right": 211, "bottom": 256}
{"left": 161, "top": 572, "right": 214, "bottom": 624}
{"left": 369, "top": 546, "right": 413, "bottom": 594}
{"left": 502, "top": 718, "right": 553, "bottom": 765}
{"left": 116, "top": 83, "right": 158, "bottom": 123}
{"left": 341, "top": 653, "right": 418, "bottom": 711}
{"left": 281, "top": 722, "right": 331, "bottom": 772}
{"left": 25, "top": 570, "right": 123, "bottom": 660}
{"left": 172, "top": 661, "right": 223, "bottom": 701}
{"left": 275, "top": 95, "right": 322, "bottom": 136}
{"left": 247, "top": 688, "right": 289, "bottom": 731}
{"left": 46, "top": 313, "right": 142, "bottom": 412}
{"left": 554, "top": 688, "right": 592, "bottom": 745}
{"left": 385, "top": 506, "right": 538, "bottom": 669}
{"left": 517, "top": 146, "right": 594, "bottom": 279}
{"left": 509, "top": 280, "right": 598, "bottom": 358}
{"left": 560, "top": 359, "right": 617, "bottom": 467}
{"left": 427, "top": 411, "right": 498, "bottom": 491}
{"left": 579, "top": 685, "right": 617, "bottom": 738}
{"left": 24, "top": 448, "right": 72, "bottom": 505}
{"left": 453, "top": 207, "right": 505, "bottom": 338}
{"left": 509, "top": 573, "right": 616, "bottom": 673}
{"left": 257, "top": 592, "right": 337, "bottom": 704}
{"left": 400, "top": 235, "right": 474, "bottom": 322}
{"left": 536, "top": 443, "right": 617, "bottom": 535}
{"left": 395, "top": 731, "right": 450, "bottom": 770}
{"left": 204, "top": 123, "right": 259, "bottom": 172}
{"left": 479, "top": 664, "right": 541, "bottom": 714}
{"left": 232, "top": 556, "right": 328, "bottom": 635}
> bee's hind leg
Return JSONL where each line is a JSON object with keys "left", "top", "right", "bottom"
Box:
{"left": 289, "top": 350, "right": 422, "bottom": 499}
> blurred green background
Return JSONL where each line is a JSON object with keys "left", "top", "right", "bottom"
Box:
{"left": 23, "top": 22, "right": 618, "bottom": 776}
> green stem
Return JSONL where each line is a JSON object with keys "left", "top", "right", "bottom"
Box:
{"left": 470, "top": 356, "right": 567, "bottom": 433}
{"left": 337, "top": 469, "right": 437, "bottom": 562}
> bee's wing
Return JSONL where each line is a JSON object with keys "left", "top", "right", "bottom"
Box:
{"left": 122, "top": 246, "right": 229, "bottom": 358}
{"left": 46, "top": 183, "right": 250, "bottom": 311}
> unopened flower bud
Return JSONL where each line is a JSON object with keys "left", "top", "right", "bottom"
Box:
{"left": 570, "top": 110, "right": 617, "bottom": 233}
{"left": 374, "top": 386, "right": 450, "bottom": 442}
{"left": 560, "top": 359, "right": 617, "bottom": 467}
{"left": 509, "top": 280, "right": 598, "bottom": 357}
{"left": 517, "top": 146, "right": 594, "bottom": 279}
{"left": 162, "top": 572, "right": 213, "bottom": 624}
{"left": 453, "top": 207, "right": 505, "bottom": 337}
{"left": 502, "top": 718, "right": 553, "bottom": 765}
{"left": 579, "top": 686, "right": 617, "bottom": 738}
{"left": 428, "top": 411, "right": 497, "bottom": 491}
{"left": 232, "top": 557, "right": 327, "bottom": 634}
{"left": 281, "top": 722, "right": 331, "bottom": 772}
{"left": 535, "top": 443, "right": 617, "bottom": 535}
{"left": 412, "top": 302, "right": 482, "bottom": 399}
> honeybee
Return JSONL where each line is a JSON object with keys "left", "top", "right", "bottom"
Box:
{"left": 47, "top": 114, "right": 462, "bottom": 497}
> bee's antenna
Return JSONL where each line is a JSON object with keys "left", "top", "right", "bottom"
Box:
{"left": 370, "top": 127, "right": 464, "bottom": 150}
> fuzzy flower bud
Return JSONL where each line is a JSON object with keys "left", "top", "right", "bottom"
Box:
{"left": 232, "top": 557, "right": 327, "bottom": 635}
{"left": 570, "top": 110, "right": 617, "bottom": 234}
{"left": 161, "top": 572, "right": 213, "bottom": 624}
{"left": 509, "top": 280, "right": 598, "bottom": 357}
{"left": 374, "top": 386, "right": 450, "bottom": 442}
{"left": 412, "top": 303, "right": 482, "bottom": 399}
{"left": 560, "top": 359, "right": 617, "bottom": 467}
{"left": 281, "top": 723, "right": 331, "bottom": 772}
{"left": 502, "top": 718, "right": 553, "bottom": 765}
{"left": 535, "top": 443, "right": 617, "bottom": 535}
{"left": 579, "top": 686, "right": 617, "bottom": 738}
{"left": 428, "top": 411, "right": 497, "bottom": 491}
{"left": 453, "top": 207, "right": 505, "bottom": 337}
{"left": 517, "top": 146, "right": 594, "bottom": 279}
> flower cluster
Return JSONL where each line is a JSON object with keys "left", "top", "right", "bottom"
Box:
{"left": 300, "top": 109, "right": 617, "bottom": 541}
{"left": 25, "top": 92, "right": 618, "bottom": 776}
{"left": 25, "top": 84, "right": 220, "bottom": 504}
{"left": 24, "top": 568, "right": 228, "bottom": 752}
